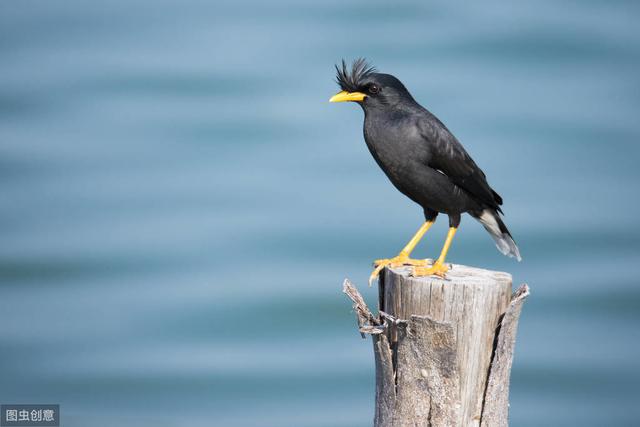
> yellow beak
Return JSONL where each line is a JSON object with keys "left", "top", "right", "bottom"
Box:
{"left": 329, "top": 91, "right": 367, "bottom": 103}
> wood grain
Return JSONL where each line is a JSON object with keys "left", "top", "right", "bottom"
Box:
{"left": 480, "top": 284, "right": 530, "bottom": 427}
{"left": 343, "top": 264, "right": 528, "bottom": 427}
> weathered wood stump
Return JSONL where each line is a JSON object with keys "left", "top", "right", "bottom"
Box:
{"left": 343, "top": 264, "right": 529, "bottom": 427}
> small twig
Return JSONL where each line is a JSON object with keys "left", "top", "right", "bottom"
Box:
{"left": 379, "top": 310, "right": 408, "bottom": 326}
{"left": 360, "top": 325, "right": 386, "bottom": 335}
{"left": 343, "top": 279, "right": 380, "bottom": 325}
{"left": 343, "top": 279, "right": 381, "bottom": 338}
{"left": 511, "top": 283, "right": 530, "bottom": 302}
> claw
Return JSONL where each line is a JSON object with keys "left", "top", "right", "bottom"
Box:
{"left": 412, "top": 261, "right": 450, "bottom": 278}
{"left": 369, "top": 254, "right": 429, "bottom": 286}
{"left": 369, "top": 263, "right": 385, "bottom": 287}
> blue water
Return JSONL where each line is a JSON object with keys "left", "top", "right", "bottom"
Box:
{"left": 1, "top": 0, "right": 639, "bottom": 426}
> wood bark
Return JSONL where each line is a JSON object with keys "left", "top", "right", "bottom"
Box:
{"left": 343, "top": 264, "right": 529, "bottom": 427}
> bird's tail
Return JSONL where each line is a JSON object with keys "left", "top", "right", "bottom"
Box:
{"left": 474, "top": 209, "right": 522, "bottom": 261}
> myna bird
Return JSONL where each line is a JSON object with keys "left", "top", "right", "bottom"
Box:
{"left": 330, "top": 59, "right": 521, "bottom": 285}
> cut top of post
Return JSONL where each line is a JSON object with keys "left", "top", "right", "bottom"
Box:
{"left": 379, "top": 264, "right": 512, "bottom": 324}
{"left": 379, "top": 264, "right": 513, "bottom": 427}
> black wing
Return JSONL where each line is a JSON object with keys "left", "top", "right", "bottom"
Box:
{"left": 418, "top": 113, "right": 503, "bottom": 213}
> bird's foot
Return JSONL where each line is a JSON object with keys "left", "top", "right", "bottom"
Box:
{"left": 369, "top": 254, "right": 428, "bottom": 286}
{"left": 411, "top": 261, "right": 450, "bottom": 278}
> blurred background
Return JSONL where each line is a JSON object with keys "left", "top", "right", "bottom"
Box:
{"left": 1, "top": 0, "right": 639, "bottom": 426}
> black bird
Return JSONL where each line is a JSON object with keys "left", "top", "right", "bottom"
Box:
{"left": 330, "top": 59, "right": 521, "bottom": 284}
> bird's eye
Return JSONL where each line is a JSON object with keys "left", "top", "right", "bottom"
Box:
{"left": 368, "top": 84, "right": 379, "bottom": 94}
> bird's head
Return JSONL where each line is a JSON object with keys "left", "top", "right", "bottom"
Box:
{"left": 329, "top": 58, "right": 415, "bottom": 110}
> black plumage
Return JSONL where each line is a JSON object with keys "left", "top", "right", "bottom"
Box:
{"left": 332, "top": 59, "right": 521, "bottom": 272}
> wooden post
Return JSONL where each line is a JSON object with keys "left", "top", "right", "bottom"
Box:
{"left": 343, "top": 264, "right": 529, "bottom": 427}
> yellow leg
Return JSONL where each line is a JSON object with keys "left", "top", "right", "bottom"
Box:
{"left": 369, "top": 221, "right": 434, "bottom": 286}
{"left": 412, "top": 227, "right": 457, "bottom": 278}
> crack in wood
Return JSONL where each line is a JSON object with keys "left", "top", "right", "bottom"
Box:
{"left": 343, "top": 266, "right": 529, "bottom": 427}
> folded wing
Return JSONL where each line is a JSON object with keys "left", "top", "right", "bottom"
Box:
{"left": 418, "top": 114, "right": 503, "bottom": 213}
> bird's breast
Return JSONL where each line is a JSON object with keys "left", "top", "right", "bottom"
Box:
{"left": 361, "top": 109, "right": 476, "bottom": 214}
{"left": 363, "top": 115, "right": 428, "bottom": 179}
